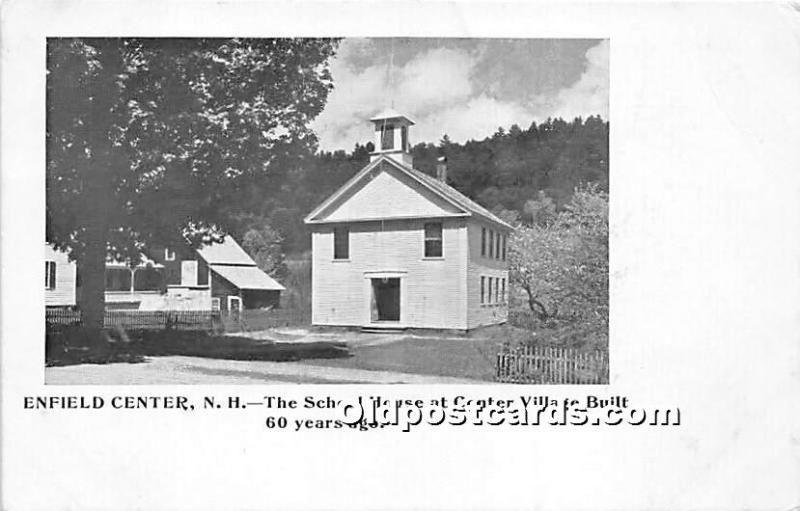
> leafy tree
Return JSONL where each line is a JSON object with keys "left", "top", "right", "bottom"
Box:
{"left": 47, "top": 38, "right": 339, "bottom": 332}
{"left": 242, "top": 224, "right": 288, "bottom": 281}
{"left": 508, "top": 184, "right": 608, "bottom": 345}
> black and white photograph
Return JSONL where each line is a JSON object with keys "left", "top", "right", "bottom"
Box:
{"left": 3, "top": 2, "right": 799, "bottom": 510}
{"left": 44, "top": 37, "right": 609, "bottom": 384}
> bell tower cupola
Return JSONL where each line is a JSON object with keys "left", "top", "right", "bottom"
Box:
{"left": 369, "top": 108, "right": 414, "bottom": 167}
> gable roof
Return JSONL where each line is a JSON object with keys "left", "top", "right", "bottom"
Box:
{"left": 304, "top": 155, "right": 513, "bottom": 230}
{"left": 196, "top": 235, "right": 256, "bottom": 266}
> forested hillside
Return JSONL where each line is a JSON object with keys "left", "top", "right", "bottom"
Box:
{"left": 228, "top": 116, "right": 609, "bottom": 255}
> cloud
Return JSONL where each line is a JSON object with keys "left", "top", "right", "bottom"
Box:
{"left": 312, "top": 39, "right": 609, "bottom": 151}
{"left": 539, "top": 40, "right": 609, "bottom": 121}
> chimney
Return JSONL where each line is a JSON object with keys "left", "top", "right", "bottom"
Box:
{"left": 436, "top": 156, "right": 448, "bottom": 182}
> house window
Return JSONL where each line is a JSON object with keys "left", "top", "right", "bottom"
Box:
{"left": 45, "top": 261, "right": 56, "bottom": 289}
{"left": 424, "top": 222, "right": 443, "bottom": 258}
{"left": 496, "top": 233, "right": 501, "bottom": 259}
{"left": 488, "top": 277, "right": 493, "bottom": 304}
{"left": 502, "top": 235, "right": 507, "bottom": 261}
{"left": 164, "top": 248, "right": 176, "bottom": 261}
{"left": 495, "top": 277, "right": 500, "bottom": 303}
{"left": 501, "top": 278, "right": 506, "bottom": 303}
{"left": 480, "top": 276, "right": 485, "bottom": 304}
{"left": 334, "top": 227, "right": 349, "bottom": 259}
{"left": 488, "top": 230, "right": 494, "bottom": 258}
{"left": 380, "top": 125, "right": 394, "bottom": 150}
{"left": 481, "top": 228, "right": 486, "bottom": 256}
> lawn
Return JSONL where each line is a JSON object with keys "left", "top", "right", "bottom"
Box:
{"left": 304, "top": 334, "right": 504, "bottom": 381}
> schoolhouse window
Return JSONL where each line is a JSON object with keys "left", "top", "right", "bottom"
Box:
{"left": 495, "top": 233, "right": 501, "bottom": 259}
{"left": 380, "top": 125, "right": 394, "bottom": 150}
{"left": 424, "top": 222, "right": 443, "bottom": 258}
{"left": 45, "top": 261, "right": 56, "bottom": 289}
{"left": 495, "top": 277, "right": 500, "bottom": 303}
{"left": 481, "top": 228, "right": 486, "bottom": 256}
{"left": 489, "top": 230, "right": 494, "bottom": 258}
{"left": 333, "top": 227, "right": 349, "bottom": 259}
{"left": 501, "top": 278, "right": 506, "bottom": 303}
{"left": 502, "top": 235, "right": 507, "bottom": 261}
{"left": 480, "top": 276, "right": 485, "bottom": 304}
{"left": 488, "top": 277, "right": 493, "bottom": 304}
{"left": 164, "top": 248, "right": 176, "bottom": 261}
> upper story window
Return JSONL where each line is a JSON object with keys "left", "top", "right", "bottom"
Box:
{"left": 45, "top": 261, "right": 56, "bottom": 289}
{"left": 164, "top": 248, "right": 176, "bottom": 261}
{"left": 334, "top": 227, "right": 349, "bottom": 260}
{"left": 502, "top": 235, "right": 507, "bottom": 261}
{"left": 401, "top": 126, "right": 408, "bottom": 151}
{"left": 481, "top": 228, "right": 486, "bottom": 256}
{"left": 424, "top": 222, "right": 443, "bottom": 258}
{"left": 380, "top": 125, "right": 394, "bottom": 150}
{"left": 488, "top": 230, "right": 494, "bottom": 258}
{"left": 495, "top": 232, "right": 501, "bottom": 259}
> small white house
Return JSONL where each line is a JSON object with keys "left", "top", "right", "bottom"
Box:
{"left": 45, "top": 244, "right": 77, "bottom": 308}
{"left": 305, "top": 109, "right": 513, "bottom": 331}
{"left": 47, "top": 236, "right": 285, "bottom": 312}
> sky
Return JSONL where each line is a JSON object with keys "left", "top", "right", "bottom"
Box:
{"left": 311, "top": 38, "right": 609, "bottom": 152}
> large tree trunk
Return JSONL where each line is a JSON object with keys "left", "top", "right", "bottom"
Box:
{"left": 77, "top": 222, "right": 107, "bottom": 333}
{"left": 73, "top": 41, "right": 122, "bottom": 342}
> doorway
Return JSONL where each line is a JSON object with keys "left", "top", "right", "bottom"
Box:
{"left": 370, "top": 278, "right": 400, "bottom": 322}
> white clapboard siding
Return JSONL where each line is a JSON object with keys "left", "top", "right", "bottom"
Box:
{"left": 466, "top": 221, "right": 509, "bottom": 329}
{"left": 45, "top": 244, "right": 77, "bottom": 307}
{"left": 312, "top": 218, "right": 468, "bottom": 329}
{"left": 316, "top": 162, "right": 463, "bottom": 222}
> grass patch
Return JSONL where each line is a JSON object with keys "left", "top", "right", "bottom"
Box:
{"left": 46, "top": 327, "right": 349, "bottom": 367}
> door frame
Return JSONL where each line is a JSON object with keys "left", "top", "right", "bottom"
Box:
{"left": 227, "top": 295, "right": 242, "bottom": 312}
{"left": 363, "top": 271, "right": 407, "bottom": 327}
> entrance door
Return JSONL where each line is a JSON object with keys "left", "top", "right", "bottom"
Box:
{"left": 371, "top": 278, "right": 400, "bottom": 322}
{"left": 227, "top": 296, "right": 242, "bottom": 314}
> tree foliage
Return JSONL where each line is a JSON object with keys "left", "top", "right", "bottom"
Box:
{"left": 241, "top": 222, "right": 288, "bottom": 281}
{"left": 508, "top": 183, "right": 608, "bottom": 347}
{"left": 46, "top": 38, "right": 339, "bottom": 328}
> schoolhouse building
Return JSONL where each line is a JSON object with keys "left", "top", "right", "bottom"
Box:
{"left": 304, "top": 109, "right": 513, "bottom": 331}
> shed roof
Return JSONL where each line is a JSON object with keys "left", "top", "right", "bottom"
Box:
{"left": 196, "top": 235, "right": 256, "bottom": 266}
{"left": 211, "top": 265, "right": 285, "bottom": 291}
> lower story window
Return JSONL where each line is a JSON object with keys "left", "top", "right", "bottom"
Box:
{"left": 45, "top": 261, "right": 56, "bottom": 289}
